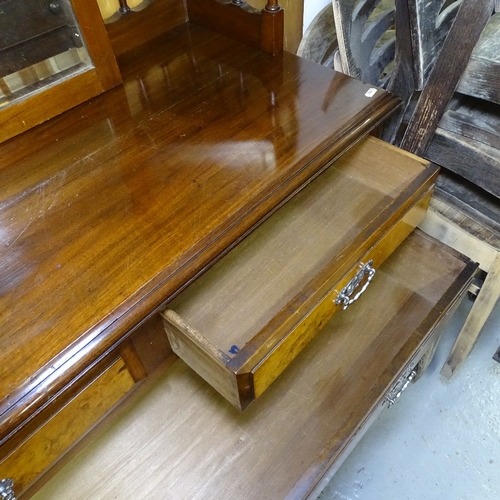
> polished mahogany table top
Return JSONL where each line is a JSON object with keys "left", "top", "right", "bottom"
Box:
{"left": 0, "top": 23, "right": 400, "bottom": 436}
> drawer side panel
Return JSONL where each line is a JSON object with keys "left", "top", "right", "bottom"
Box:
{"left": 162, "top": 311, "right": 242, "bottom": 409}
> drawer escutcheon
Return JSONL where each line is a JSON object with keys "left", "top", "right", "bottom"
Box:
{"left": 335, "top": 260, "right": 376, "bottom": 310}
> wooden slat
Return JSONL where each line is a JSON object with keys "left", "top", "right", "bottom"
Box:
{"left": 409, "top": 0, "right": 463, "bottom": 87}
{"left": 439, "top": 102, "right": 500, "bottom": 152}
{"left": 296, "top": 4, "right": 336, "bottom": 67}
{"left": 400, "top": 0, "right": 494, "bottom": 156}
{"left": 434, "top": 171, "right": 500, "bottom": 238}
{"left": 442, "top": 253, "right": 500, "bottom": 379}
{"left": 419, "top": 196, "right": 499, "bottom": 272}
{"left": 457, "top": 13, "right": 500, "bottom": 105}
{"left": 427, "top": 127, "right": 500, "bottom": 199}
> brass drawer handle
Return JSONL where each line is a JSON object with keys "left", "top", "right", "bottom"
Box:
{"left": 335, "top": 260, "right": 376, "bottom": 310}
{"left": 0, "top": 479, "right": 16, "bottom": 500}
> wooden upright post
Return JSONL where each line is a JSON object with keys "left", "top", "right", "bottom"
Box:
{"left": 261, "top": 1, "right": 284, "bottom": 54}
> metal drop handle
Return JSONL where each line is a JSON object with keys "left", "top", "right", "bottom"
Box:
{"left": 0, "top": 479, "right": 16, "bottom": 500}
{"left": 384, "top": 367, "right": 417, "bottom": 408}
{"left": 335, "top": 260, "right": 376, "bottom": 310}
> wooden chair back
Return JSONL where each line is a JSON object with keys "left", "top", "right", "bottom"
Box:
{"left": 332, "top": 0, "right": 494, "bottom": 154}
{"left": 331, "top": 0, "right": 463, "bottom": 91}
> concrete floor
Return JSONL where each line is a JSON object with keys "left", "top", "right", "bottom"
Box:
{"left": 318, "top": 298, "right": 500, "bottom": 500}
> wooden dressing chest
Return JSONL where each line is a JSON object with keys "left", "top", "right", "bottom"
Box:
{"left": 0, "top": 1, "right": 477, "bottom": 498}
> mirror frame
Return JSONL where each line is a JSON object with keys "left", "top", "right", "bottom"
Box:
{"left": 0, "top": 0, "right": 122, "bottom": 144}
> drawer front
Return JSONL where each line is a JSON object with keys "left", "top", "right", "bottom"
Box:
{"left": 0, "top": 359, "right": 135, "bottom": 497}
{"left": 251, "top": 189, "right": 432, "bottom": 399}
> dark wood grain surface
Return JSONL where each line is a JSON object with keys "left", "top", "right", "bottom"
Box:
{"left": 105, "top": 0, "right": 187, "bottom": 57}
{"left": 0, "top": 23, "right": 400, "bottom": 440}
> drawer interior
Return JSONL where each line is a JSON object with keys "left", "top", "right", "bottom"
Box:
{"left": 162, "top": 136, "right": 438, "bottom": 409}
{"left": 167, "top": 137, "right": 428, "bottom": 354}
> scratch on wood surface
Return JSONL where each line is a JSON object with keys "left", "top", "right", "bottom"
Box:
{"left": 9, "top": 217, "right": 34, "bottom": 247}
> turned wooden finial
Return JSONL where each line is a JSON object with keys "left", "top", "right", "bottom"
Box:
{"left": 118, "top": 0, "right": 131, "bottom": 14}
{"left": 265, "top": 0, "right": 281, "bottom": 12}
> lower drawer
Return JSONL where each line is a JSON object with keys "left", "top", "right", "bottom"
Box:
{"left": 30, "top": 230, "right": 477, "bottom": 500}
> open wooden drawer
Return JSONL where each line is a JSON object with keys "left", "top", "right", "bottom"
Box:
{"left": 33, "top": 230, "right": 477, "bottom": 500}
{"left": 161, "top": 136, "right": 439, "bottom": 410}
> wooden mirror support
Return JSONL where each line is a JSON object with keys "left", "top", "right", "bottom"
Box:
{"left": 187, "top": 0, "right": 284, "bottom": 54}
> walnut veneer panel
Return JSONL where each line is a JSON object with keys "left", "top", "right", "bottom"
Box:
{"left": 32, "top": 231, "right": 476, "bottom": 500}
{"left": 0, "top": 23, "right": 400, "bottom": 440}
{"left": 0, "top": 359, "right": 135, "bottom": 496}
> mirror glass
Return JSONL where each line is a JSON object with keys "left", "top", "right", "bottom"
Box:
{"left": 0, "top": 0, "right": 92, "bottom": 108}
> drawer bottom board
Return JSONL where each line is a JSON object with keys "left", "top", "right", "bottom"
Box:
{"left": 32, "top": 230, "right": 476, "bottom": 500}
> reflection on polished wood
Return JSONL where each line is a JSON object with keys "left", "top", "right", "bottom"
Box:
{"left": 31, "top": 231, "right": 476, "bottom": 500}
{"left": 0, "top": 23, "right": 400, "bottom": 442}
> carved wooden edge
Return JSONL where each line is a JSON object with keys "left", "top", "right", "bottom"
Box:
{"left": 187, "top": 0, "right": 284, "bottom": 54}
